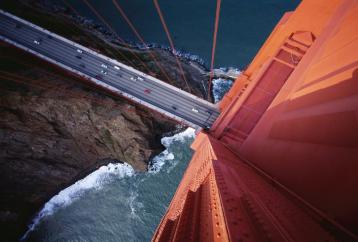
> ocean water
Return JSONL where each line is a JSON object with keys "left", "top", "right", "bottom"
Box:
{"left": 22, "top": 78, "right": 236, "bottom": 241}
{"left": 212, "top": 78, "right": 235, "bottom": 103}
{"left": 24, "top": 129, "right": 196, "bottom": 242}
{"left": 21, "top": 1, "right": 301, "bottom": 241}
{"left": 54, "top": 0, "right": 300, "bottom": 69}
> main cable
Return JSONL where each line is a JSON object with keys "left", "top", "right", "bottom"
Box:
{"left": 111, "top": 0, "right": 174, "bottom": 85}
{"left": 62, "top": 0, "right": 81, "bottom": 17}
{"left": 81, "top": 0, "right": 153, "bottom": 74}
{"left": 153, "top": 0, "right": 191, "bottom": 92}
{"left": 208, "top": 0, "right": 222, "bottom": 101}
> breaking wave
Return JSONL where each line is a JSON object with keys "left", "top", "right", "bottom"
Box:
{"left": 149, "top": 127, "right": 195, "bottom": 173}
{"left": 21, "top": 77, "right": 229, "bottom": 241}
{"left": 21, "top": 162, "right": 134, "bottom": 241}
{"left": 212, "top": 78, "right": 234, "bottom": 103}
{"left": 21, "top": 128, "right": 195, "bottom": 240}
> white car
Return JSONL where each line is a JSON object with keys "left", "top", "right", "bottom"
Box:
{"left": 114, "top": 65, "right": 120, "bottom": 70}
{"left": 33, "top": 39, "right": 41, "bottom": 45}
{"left": 100, "top": 70, "right": 108, "bottom": 75}
{"left": 101, "top": 64, "right": 108, "bottom": 69}
{"left": 191, "top": 107, "right": 199, "bottom": 113}
{"left": 130, "top": 76, "right": 136, "bottom": 81}
{"left": 76, "top": 49, "right": 83, "bottom": 54}
{"left": 137, "top": 77, "right": 144, "bottom": 81}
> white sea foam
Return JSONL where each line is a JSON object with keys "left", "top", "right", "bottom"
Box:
{"left": 128, "top": 189, "right": 144, "bottom": 223}
{"left": 161, "top": 128, "right": 195, "bottom": 147}
{"left": 21, "top": 162, "right": 134, "bottom": 241}
{"left": 149, "top": 149, "right": 175, "bottom": 173}
{"left": 212, "top": 78, "right": 234, "bottom": 103}
{"left": 149, "top": 127, "right": 195, "bottom": 173}
{"left": 22, "top": 128, "right": 195, "bottom": 240}
{"left": 129, "top": 190, "right": 138, "bottom": 216}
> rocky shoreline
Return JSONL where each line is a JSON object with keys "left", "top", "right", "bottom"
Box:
{"left": 41, "top": 0, "right": 239, "bottom": 82}
{"left": 0, "top": 0, "right": 212, "bottom": 241}
{"left": 0, "top": 44, "right": 180, "bottom": 240}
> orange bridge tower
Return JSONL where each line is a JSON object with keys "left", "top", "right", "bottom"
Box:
{"left": 152, "top": 0, "right": 358, "bottom": 241}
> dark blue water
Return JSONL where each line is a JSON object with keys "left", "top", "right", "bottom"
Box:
{"left": 23, "top": 1, "right": 300, "bottom": 241}
{"left": 24, "top": 129, "right": 195, "bottom": 242}
{"left": 58, "top": 0, "right": 299, "bottom": 69}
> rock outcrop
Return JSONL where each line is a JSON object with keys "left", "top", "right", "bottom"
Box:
{"left": 0, "top": 1, "right": 210, "bottom": 240}
{"left": 0, "top": 44, "right": 180, "bottom": 240}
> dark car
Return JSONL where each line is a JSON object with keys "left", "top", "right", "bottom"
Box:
{"left": 203, "top": 126, "right": 211, "bottom": 132}
{"left": 172, "top": 105, "right": 178, "bottom": 110}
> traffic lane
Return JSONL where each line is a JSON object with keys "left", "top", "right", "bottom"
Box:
{"left": 102, "top": 78, "right": 206, "bottom": 127}
{"left": 0, "top": 22, "right": 104, "bottom": 81}
{"left": 77, "top": 52, "right": 220, "bottom": 123}
{"left": 0, "top": 15, "right": 220, "bottom": 120}
{"left": 0, "top": 20, "right": 218, "bottom": 125}
{"left": 104, "top": 75, "right": 218, "bottom": 125}
{"left": 0, "top": 13, "right": 217, "bottom": 112}
{"left": 0, "top": 16, "right": 219, "bottom": 125}
{"left": 68, "top": 45, "right": 219, "bottom": 118}
{"left": 102, "top": 75, "right": 215, "bottom": 126}
{"left": 82, "top": 48, "right": 220, "bottom": 115}
{"left": 5, "top": 22, "right": 218, "bottom": 124}
{"left": 43, "top": 39, "right": 219, "bottom": 124}
{"left": 99, "top": 64, "right": 219, "bottom": 122}
{"left": 0, "top": 24, "right": 211, "bottom": 126}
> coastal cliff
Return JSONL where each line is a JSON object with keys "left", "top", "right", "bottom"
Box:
{"left": 0, "top": 0, "right": 208, "bottom": 240}
{"left": 0, "top": 41, "right": 180, "bottom": 240}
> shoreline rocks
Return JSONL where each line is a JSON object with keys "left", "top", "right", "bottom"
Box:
{"left": 0, "top": 0, "right": 235, "bottom": 240}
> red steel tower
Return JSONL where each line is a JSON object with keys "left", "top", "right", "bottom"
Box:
{"left": 152, "top": 0, "right": 358, "bottom": 241}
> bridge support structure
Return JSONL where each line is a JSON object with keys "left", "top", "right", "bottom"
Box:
{"left": 153, "top": 0, "right": 358, "bottom": 241}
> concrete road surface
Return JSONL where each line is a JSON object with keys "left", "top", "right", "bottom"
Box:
{"left": 0, "top": 10, "right": 220, "bottom": 129}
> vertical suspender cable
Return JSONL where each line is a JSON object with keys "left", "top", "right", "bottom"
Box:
{"left": 208, "top": 0, "right": 222, "bottom": 101}
{"left": 62, "top": 0, "right": 81, "bottom": 16}
{"left": 81, "top": 0, "right": 153, "bottom": 74}
{"left": 111, "top": 0, "right": 173, "bottom": 85}
{"left": 153, "top": 0, "right": 191, "bottom": 92}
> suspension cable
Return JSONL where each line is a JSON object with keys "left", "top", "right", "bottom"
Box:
{"left": 111, "top": 0, "right": 174, "bottom": 85}
{"left": 61, "top": 0, "right": 106, "bottom": 41}
{"left": 62, "top": 0, "right": 81, "bottom": 16}
{"left": 81, "top": 0, "right": 153, "bottom": 74}
{"left": 208, "top": 0, "right": 222, "bottom": 101}
{"left": 152, "top": 0, "right": 191, "bottom": 92}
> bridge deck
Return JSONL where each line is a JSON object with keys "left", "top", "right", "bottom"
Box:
{"left": 0, "top": 9, "right": 220, "bottom": 129}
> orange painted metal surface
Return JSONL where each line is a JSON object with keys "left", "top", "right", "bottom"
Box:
{"left": 153, "top": 0, "right": 358, "bottom": 241}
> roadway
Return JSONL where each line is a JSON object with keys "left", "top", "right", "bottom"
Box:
{"left": 0, "top": 10, "right": 220, "bottom": 129}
